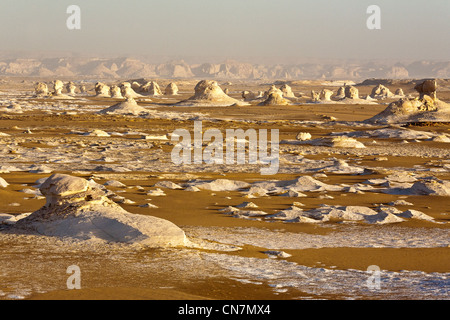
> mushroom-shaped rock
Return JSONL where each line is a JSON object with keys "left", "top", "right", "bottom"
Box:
{"left": 414, "top": 79, "right": 437, "bottom": 101}
{"left": 39, "top": 173, "right": 90, "bottom": 206}
{"left": 53, "top": 80, "right": 64, "bottom": 95}
{"left": 15, "top": 174, "right": 187, "bottom": 247}
{"left": 66, "top": 81, "right": 77, "bottom": 95}
{"left": 164, "top": 82, "right": 179, "bottom": 95}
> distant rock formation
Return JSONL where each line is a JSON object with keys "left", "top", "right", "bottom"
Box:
{"left": 34, "top": 82, "right": 48, "bottom": 96}
{"left": 395, "top": 88, "right": 405, "bottom": 97}
{"left": 0, "top": 56, "right": 449, "bottom": 79}
{"left": 120, "top": 82, "right": 142, "bottom": 98}
{"left": 414, "top": 79, "right": 437, "bottom": 101}
{"left": 99, "top": 97, "right": 148, "bottom": 115}
{"left": 345, "top": 86, "right": 359, "bottom": 99}
{"left": 264, "top": 85, "right": 283, "bottom": 99}
{"left": 335, "top": 86, "right": 346, "bottom": 99}
{"left": 177, "top": 80, "right": 245, "bottom": 106}
{"left": 95, "top": 82, "right": 111, "bottom": 97}
{"left": 131, "top": 81, "right": 142, "bottom": 92}
{"left": 66, "top": 81, "right": 77, "bottom": 95}
{"left": 366, "top": 80, "right": 450, "bottom": 124}
{"left": 259, "top": 88, "right": 291, "bottom": 106}
{"left": 242, "top": 90, "right": 263, "bottom": 101}
{"left": 164, "top": 82, "right": 179, "bottom": 95}
{"left": 311, "top": 90, "right": 320, "bottom": 102}
{"left": 370, "top": 84, "right": 393, "bottom": 99}
{"left": 52, "top": 80, "right": 64, "bottom": 95}
{"left": 110, "top": 85, "right": 123, "bottom": 99}
{"left": 142, "top": 81, "right": 163, "bottom": 96}
{"left": 321, "top": 89, "right": 333, "bottom": 101}
{"left": 280, "top": 84, "right": 296, "bottom": 98}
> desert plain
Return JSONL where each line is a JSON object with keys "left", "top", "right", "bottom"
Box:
{"left": 0, "top": 76, "right": 449, "bottom": 300}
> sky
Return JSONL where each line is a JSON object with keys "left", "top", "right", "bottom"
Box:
{"left": 0, "top": 0, "right": 449, "bottom": 63}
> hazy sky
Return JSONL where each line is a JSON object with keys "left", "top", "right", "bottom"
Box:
{"left": 0, "top": 0, "right": 449, "bottom": 62}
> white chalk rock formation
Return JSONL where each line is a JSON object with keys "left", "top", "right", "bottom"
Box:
{"left": 242, "top": 90, "right": 263, "bottom": 101}
{"left": 395, "top": 88, "right": 405, "bottom": 97}
{"left": 110, "top": 85, "right": 123, "bottom": 99}
{"left": 49, "top": 80, "right": 74, "bottom": 99}
{"left": 98, "top": 97, "right": 148, "bottom": 116}
{"left": 259, "top": 90, "right": 291, "bottom": 106}
{"left": 296, "top": 132, "right": 312, "bottom": 141}
{"left": 280, "top": 84, "right": 296, "bottom": 98}
{"left": 95, "top": 82, "right": 111, "bottom": 97}
{"left": 414, "top": 79, "right": 437, "bottom": 101}
{"left": 131, "top": 81, "right": 142, "bottom": 92}
{"left": 371, "top": 84, "right": 393, "bottom": 99}
{"left": 178, "top": 80, "right": 245, "bottom": 106}
{"left": 185, "top": 179, "right": 250, "bottom": 192}
{"left": 335, "top": 86, "right": 346, "bottom": 99}
{"left": 0, "top": 177, "right": 9, "bottom": 188}
{"left": 366, "top": 80, "right": 450, "bottom": 124}
{"left": 336, "top": 85, "right": 377, "bottom": 104}
{"left": 262, "top": 85, "right": 282, "bottom": 99}
{"left": 121, "top": 82, "right": 142, "bottom": 99}
{"left": 143, "top": 81, "right": 163, "bottom": 96}
{"left": 345, "top": 86, "right": 359, "bottom": 99}
{"left": 310, "top": 90, "right": 321, "bottom": 102}
{"left": 408, "top": 179, "right": 450, "bottom": 196}
{"left": 164, "top": 82, "right": 179, "bottom": 95}
{"left": 34, "top": 82, "right": 49, "bottom": 96}
{"left": 14, "top": 174, "right": 187, "bottom": 246}
{"left": 311, "top": 136, "right": 366, "bottom": 148}
{"left": 321, "top": 89, "right": 333, "bottom": 101}
{"left": 52, "top": 80, "right": 64, "bottom": 95}
{"left": 66, "top": 81, "right": 77, "bottom": 95}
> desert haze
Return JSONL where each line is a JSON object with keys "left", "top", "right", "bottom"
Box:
{"left": 0, "top": 55, "right": 449, "bottom": 80}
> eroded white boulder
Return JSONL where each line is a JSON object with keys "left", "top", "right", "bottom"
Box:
{"left": 13, "top": 174, "right": 187, "bottom": 247}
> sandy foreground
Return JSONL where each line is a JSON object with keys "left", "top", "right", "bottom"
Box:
{"left": 0, "top": 78, "right": 449, "bottom": 300}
